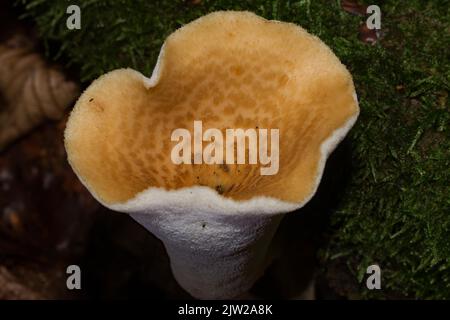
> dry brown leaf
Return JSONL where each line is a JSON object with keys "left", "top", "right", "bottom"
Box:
{"left": 0, "top": 34, "right": 79, "bottom": 151}
{"left": 358, "top": 23, "right": 380, "bottom": 45}
{"left": 0, "top": 266, "right": 41, "bottom": 299}
{"left": 341, "top": 0, "right": 368, "bottom": 16}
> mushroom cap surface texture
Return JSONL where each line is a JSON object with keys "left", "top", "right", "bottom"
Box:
{"left": 65, "top": 11, "right": 359, "bottom": 211}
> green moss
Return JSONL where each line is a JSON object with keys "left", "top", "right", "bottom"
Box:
{"left": 20, "top": 0, "right": 449, "bottom": 298}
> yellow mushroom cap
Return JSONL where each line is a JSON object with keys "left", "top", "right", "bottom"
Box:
{"left": 64, "top": 11, "right": 359, "bottom": 209}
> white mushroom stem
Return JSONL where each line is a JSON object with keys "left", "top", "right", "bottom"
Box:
{"left": 131, "top": 210, "right": 281, "bottom": 299}
{"left": 108, "top": 187, "right": 296, "bottom": 299}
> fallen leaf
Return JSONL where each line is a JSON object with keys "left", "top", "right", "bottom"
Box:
{"left": 341, "top": 0, "right": 368, "bottom": 16}
{"left": 0, "top": 33, "right": 79, "bottom": 151}
{"left": 358, "top": 23, "right": 380, "bottom": 45}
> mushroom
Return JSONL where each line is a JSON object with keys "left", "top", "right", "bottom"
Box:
{"left": 64, "top": 11, "right": 359, "bottom": 299}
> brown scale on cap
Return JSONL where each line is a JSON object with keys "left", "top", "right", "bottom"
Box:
{"left": 65, "top": 12, "right": 358, "bottom": 205}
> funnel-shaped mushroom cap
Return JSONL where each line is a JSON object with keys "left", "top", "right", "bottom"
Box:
{"left": 65, "top": 11, "right": 359, "bottom": 299}
{"left": 65, "top": 11, "right": 359, "bottom": 211}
